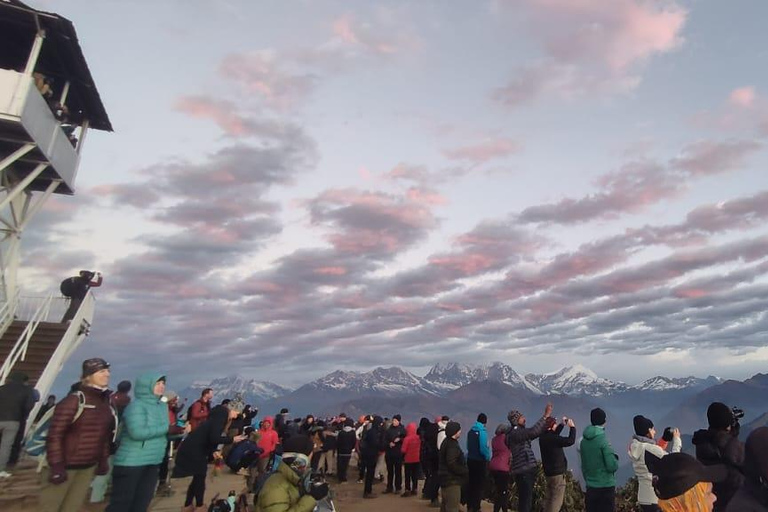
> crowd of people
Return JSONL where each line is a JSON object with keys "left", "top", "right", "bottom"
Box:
{"left": 0, "top": 358, "right": 767, "bottom": 512}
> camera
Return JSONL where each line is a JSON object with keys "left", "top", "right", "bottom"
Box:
{"left": 731, "top": 407, "right": 745, "bottom": 421}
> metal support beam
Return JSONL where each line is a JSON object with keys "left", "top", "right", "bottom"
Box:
{"left": 0, "top": 163, "right": 47, "bottom": 213}
{"left": 23, "top": 31, "right": 46, "bottom": 77}
{"left": 60, "top": 81, "right": 71, "bottom": 107}
{"left": 0, "top": 144, "right": 36, "bottom": 175}
{"left": 18, "top": 180, "right": 59, "bottom": 231}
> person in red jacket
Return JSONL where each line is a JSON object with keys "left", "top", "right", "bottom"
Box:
{"left": 40, "top": 358, "right": 115, "bottom": 512}
{"left": 256, "top": 416, "right": 279, "bottom": 476}
{"left": 401, "top": 422, "right": 421, "bottom": 497}
{"left": 188, "top": 388, "right": 212, "bottom": 431}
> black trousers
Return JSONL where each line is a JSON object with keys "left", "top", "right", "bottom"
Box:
{"left": 514, "top": 469, "right": 536, "bottom": 512}
{"left": 337, "top": 453, "right": 351, "bottom": 482}
{"left": 640, "top": 505, "right": 661, "bottom": 512}
{"left": 386, "top": 454, "right": 403, "bottom": 491}
{"left": 422, "top": 455, "right": 439, "bottom": 500}
{"left": 62, "top": 295, "right": 84, "bottom": 322}
{"left": 158, "top": 441, "right": 171, "bottom": 484}
{"left": 404, "top": 462, "right": 419, "bottom": 492}
{"left": 105, "top": 464, "right": 160, "bottom": 512}
{"left": 466, "top": 459, "right": 487, "bottom": 511}
{"left": 185, "top": 473, "right": 207, "bottom": 507}
{"left": 585, "top": 486, "right": 615, "bottom": 512}
{"left": 363, "top": 456, "right": 377, "bottom": 494}
{"left": 492, "top": 470, "right": 510, "bottom": 512}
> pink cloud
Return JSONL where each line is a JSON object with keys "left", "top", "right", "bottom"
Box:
{"left": 442, "top": 137, "right": 521, "bottom": 164}
{"left": 329, "top": 14, "right": 413, "bottom": 56}
{"left": 407, "top": 187, "right": 447, "bottom": 206}
{"left": 671, "top": 139, "right": 762, "bottom": 176}
{"left": 729, "top": 86, "right": 757, "bottom": 108}
{"left": 315, "top": 266, "right": 347, "bottom": 276}
{"left": 174, "top": 96, "right": 248, "bottom": 136}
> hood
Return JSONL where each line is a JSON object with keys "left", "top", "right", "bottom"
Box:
{"left": 438, "top": 420, "right": 448, "bottom": 428}
{"left": 261, "top": 416, "right": 274, "bottom": 430}
{"left": 134, "top": 372, "right": 165, "bottom": 401}
{"left": 472, "top": 421, "right": 486, "bottom": 432}
{"left": 406, "top": 423, "right": 417, "bottom": 436}
{"left": 583, "top": 425, "right": 605, "bottom": 441}
{"left": 691, "top": 428, "right": 712, "bottom": 446}
{"left": 629, "top": 436, "right": 654, "bottom": 461}
{"left": 372, "top": 415, "right": 384, "bottom": 428}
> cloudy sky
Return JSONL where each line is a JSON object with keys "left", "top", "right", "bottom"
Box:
{"left": 22, "top": 0, "right": 768, "bottom": 389}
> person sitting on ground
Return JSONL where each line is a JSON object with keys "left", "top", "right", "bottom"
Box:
{"left": 438, "top": 421, "right": 468, "bottom": 512}
{"left": 726, "top": 426, "right": 768, "bottom": 512}
{"left": 629, "top": 415, "right": 681, "bottom": 512}
{"left": 645, "top": 451, "right": 727, "bottom": 512}
{"left": 256, "top": 416, "right": 279, "bottom": 477}
{"left": 506, "top": 402, "right": 554, "bottom": 512}
{"left": 539, "top": 416, "right": 577, "bottom": 512}
{"left": 254, "top": 448, "right": 328, "bottom": 512}
{"left": 693, "top": 402, "right": 745, "bottom": 511}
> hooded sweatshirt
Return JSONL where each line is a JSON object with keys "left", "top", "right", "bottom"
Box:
{"left": 402, "top": 423, "right": 421, "bottom": 463}
{"left": 628, "top": 434, "right": 681, "bottom": 505}
{"left": 114, "top": 372, "right": 175, "bottom": 466}
{"left": 258, "top": 416, "right": 279, "bottom": 459}
{"left": 467, "top": 421, "right": 490, "bottom": 461}
{"left": 579, "top": 425, "right": 619, "bottom": 489}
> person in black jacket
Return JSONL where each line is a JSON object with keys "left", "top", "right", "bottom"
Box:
{"left": 506, "top": 402, "right": 553, "bottom": 512}
{"left": 418, "top": 417, "right": 440, "bottom": 506}
{"left": 361, "top": 415, "right": 386, "bottom": 499}
{"left": 692, "top": 402, "right": 744, "bottom": 512}
{"left": 336, "top": 418, "right": 357, "bottom": 483}
{"left": 172, "top": 405, "right": 246, "bottom": 510}
{"left": 438, "top": 421, "right": 468, "bottom": 512}
{"left": 539, "top": 416, "right": 576, "bottom": 512}
{"left": 384, "top": 414, "right": 406, "bottom": 494}
{"left": 0, "top": 371, "right": 36, "bottom": 477}
{"left": 726, "top": 426, "right": 768, "bottom": 512}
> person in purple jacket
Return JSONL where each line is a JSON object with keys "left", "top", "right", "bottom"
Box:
{"left": 489, "top": 424, "right": 511, "bottom": 512}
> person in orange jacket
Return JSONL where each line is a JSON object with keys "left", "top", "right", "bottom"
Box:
{"left": 401, "top": 422, "right": 421, "bottom": 497}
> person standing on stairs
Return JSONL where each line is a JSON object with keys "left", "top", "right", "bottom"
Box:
{"left": 0, "top": 371, "right": 36, "bottom": 478}
{"left": 60, "top": 270, "right": 102, "bottom": 323}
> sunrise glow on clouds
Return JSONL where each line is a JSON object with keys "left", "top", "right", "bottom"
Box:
{"left": 20, "top": 0, "right": 768, "bottom": 387}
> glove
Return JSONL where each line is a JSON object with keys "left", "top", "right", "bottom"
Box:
{"left": 49, "top": 463, "right": 68, "bottom": 485}
{"left": 309, "top": 482, "right": 329, "bottom": 501}
{"left": 96, "top": 460, "right": 109, "bottom": 476}
{"left": 168, "top": 425, "right": 186, "bottom": 436}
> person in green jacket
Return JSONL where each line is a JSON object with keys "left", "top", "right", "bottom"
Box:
{"left": 106, "top": 373, "right": 185, "bottom": 512}
{"left": 579, "top": 408, "right": 619, "bottom": 512}
{"left": 255, "top": 451, "right": 329, "bottom": 512}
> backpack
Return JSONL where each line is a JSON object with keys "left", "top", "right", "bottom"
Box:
{"left": 250, "top": 454, "right": 282, "bottom": 497}
{"left": 225, "top": 440, "right": 262, "bottom": 472}
{"left": 59, "top": 277, "right": 75, "bottom": 297}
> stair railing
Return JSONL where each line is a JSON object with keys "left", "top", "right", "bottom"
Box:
{"left": 0, "top": 287, "right": 20, "bottom": 341}
{"left": 0, "top": 293, "right": 53, "bottom": 385}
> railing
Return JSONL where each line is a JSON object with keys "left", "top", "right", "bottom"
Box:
{"left": 0, "top": 288, "right": 20, "bottom": 340}
{"left": 15, "top": 295, "right": 69, "bottom": 322}
{"left": 0, "top": 293, "right": 53, "bottom": 385}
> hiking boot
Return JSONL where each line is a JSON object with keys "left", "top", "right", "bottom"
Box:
{"left": 363, "top": 492, "right": 378, "bottom": 499}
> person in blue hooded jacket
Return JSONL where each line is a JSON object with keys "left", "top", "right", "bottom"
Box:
{"left": 106, "top": 373, "right": 186, "bottom": 512}
{"left": 466, "top": 413, "right": 491, "bottom": 512}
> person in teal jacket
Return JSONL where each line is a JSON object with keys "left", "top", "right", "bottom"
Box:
{"left": 106, "top": 373, "right": 185, "bottom": 512}
{"left": 579, "top": 408, "right": 619, "bottom": 512}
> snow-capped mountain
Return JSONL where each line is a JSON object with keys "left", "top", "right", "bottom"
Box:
{"left": 526, "top": 364, "right": 630, "bottom": 397}
{"left": 180, "top": 375, "right": 292, "bottom": 406}
{"left": 636, "top": 375, "right": 722, "bottom": 391}
{"left": 424, "top": 362, "right": 542, "bottom": 394}
{"left": 305, "top": 367, "right": 439, "bottom": 396}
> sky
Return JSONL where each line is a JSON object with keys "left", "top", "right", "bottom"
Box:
{"left": 17, "top": 0, "right": 768, "bottom": 390}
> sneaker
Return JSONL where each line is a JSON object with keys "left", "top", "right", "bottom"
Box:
{"left": 0, "top": 471, "right": 11, "bottom": 478}
{"left": 356, "top": 479, "right": 364, "bottom": 484}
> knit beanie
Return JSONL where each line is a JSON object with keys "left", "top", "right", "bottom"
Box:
{"left": 393, "top": 414, "right": 402, "bottom": 422}
{"left": 495, "top": 424, "right": 509, "bottom": 436}
{"left": 707, "top": 402, "right": 733, "bottom": 430}
{"left": 81, "top": 358, "right": 110, "bottom": 379}
{"left": 477, "top": 413, "right": 488, "bottom": 424}
{"left": 117, "top": 380, "right": 132, "bottom": 393}
{"left": 633, "top": 415, "right": 654, "bottom": 436}
{"left": 590, "top": 408, "right": 606, "bottom": 426}
{"left": 445, "top": 421, "right": 461, "bottom": 438}
{"left": 507, "top": 410, "right": 523, "bottom": 425}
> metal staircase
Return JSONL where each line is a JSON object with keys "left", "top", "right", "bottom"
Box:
{"left": 0, "top": 320, "right": 68, "bottom": 384}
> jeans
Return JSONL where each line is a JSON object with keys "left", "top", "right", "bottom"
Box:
{"left": 404, "top": 462, "right": 419, "bottom": 492}
{"left": 544, "top": 474, "right": 566, "bottom": 512}
{"left": 386, "top": 454, "right": 403, "bottom": 491}
{"left": 492, "top": 470, "right": 510, "bottom": 512}
{"left": 466, "top": 459, "right": 487, "bottom": 511}
{"left": 585, "top": 486, "right": 615, "bottom": 512}
{"left": 0, "top": 420, "right": 20, "bottom": 471}
{"left": 105, "top": 464, "right": 160, "bottom": 512}
{"left": 515, "top": 469, "right": 536, "bottom": 512}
